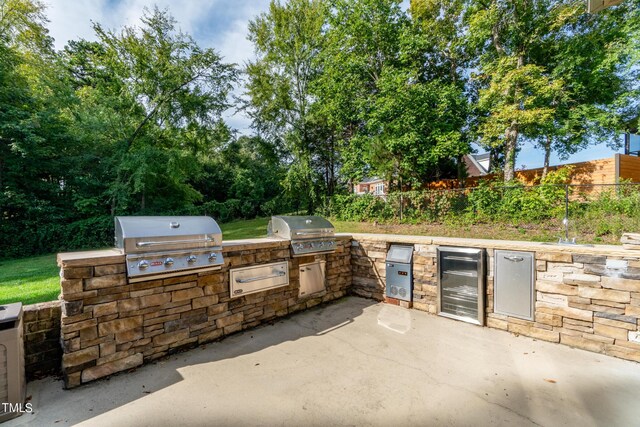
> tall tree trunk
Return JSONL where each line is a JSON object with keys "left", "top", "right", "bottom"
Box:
{"left": 542, "top": 135, "right": 551, "bottom": 180}
{"left": 504, "top": 122, "right": 518, "bottom": 182}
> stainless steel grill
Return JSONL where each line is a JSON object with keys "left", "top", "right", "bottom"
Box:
{"left": 115, "top": 216, "right": 224, "bottom": 282}
{"left": 268, "top": 215, "right": 336, "bottom": 257}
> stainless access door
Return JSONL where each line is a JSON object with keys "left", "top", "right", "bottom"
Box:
{"left": 299, "top": 260, "right": 326, "bottom": 297}
{"left": 494, "top": 250, "right": 534, "bottom": 320}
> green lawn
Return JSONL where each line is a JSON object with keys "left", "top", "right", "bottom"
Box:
{"left": 0, "top": 254, "right": 60, "bottom": 306}
{"left": 220, "top": 217, "right": 270, "bottom": 240}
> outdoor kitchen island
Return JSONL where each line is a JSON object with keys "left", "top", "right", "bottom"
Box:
{"left": 57, "top": 236, "right": 352, "bottom": 388}
{"left": 57, "top": 232, "right": 640, "bottom": 388}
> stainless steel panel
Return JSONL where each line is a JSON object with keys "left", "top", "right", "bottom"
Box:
{"left": 494, "top": 250, "right": 534, "bottom": 320}
{"left": 386, "top": 245, "right": 413, "bottom": 263}
{"left": 115, "top": 216, "right": 222, "bottom": 253}
{"left": 125, "top": 248, "right": 224, "bottom": 280}
{"left": 230, "top": 262, "right": 289, "bottom": 298}
{"left": 269, "top": 216, "right": 334, "bottom": 240}
{"left": 0, "top": 303, "right": 24, "bottom": 422}
{"left": 299, "top": 260, "right": 326, "bottom": 297}
{"left": 437, "top": 246, "right": 484, "bottom": 326}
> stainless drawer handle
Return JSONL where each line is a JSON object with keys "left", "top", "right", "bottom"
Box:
{"left": 504, "top": 256, "right": 524, "bottom": 262}
{"left": 235, "top": 271, "right": 286, "bottom": 283}
{"left": 137, "top": 237, "right": 213, "bottom": 247}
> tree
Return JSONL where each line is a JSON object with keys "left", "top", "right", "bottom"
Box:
{"left": 315, "top": 0, "right": 469, "bottom": 187}
{"left": 65, "top": 7, "right": 237, "bottom": 214}
{"left": 245, "top": 0, "right": 328, "bottom": 212}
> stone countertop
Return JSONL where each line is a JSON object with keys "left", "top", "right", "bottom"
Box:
{"left": 343, "top": 233, "right": 640, "bottom": 257}
{"left": 58, "top": 232, "right": 640, "bottom": 265}
{"left": 57, "top": 235, "right": 353, "bottom": 266}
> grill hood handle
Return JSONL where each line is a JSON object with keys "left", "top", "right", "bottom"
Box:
{"left": 136, "top": 237, "right": 214, "bottom": 248}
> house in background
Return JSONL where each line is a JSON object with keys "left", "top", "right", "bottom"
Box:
{"left": 353, "top": 177, "right": 387, "bottom": 196}
{"left": 462, "top": 153, "right": 491, "bottom": 177}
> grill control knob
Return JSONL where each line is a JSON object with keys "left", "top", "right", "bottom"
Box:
{"left": 164, "top": 258, "right": 174, "bottom": 267}
{"left": 208, "top": 253, "right": 217, "bottom": 262}
{"left": 187, "top": 255, "right": 197, "bottom": 264}
{"left": 137, "top": 260, "right": 150, "bottom": 270}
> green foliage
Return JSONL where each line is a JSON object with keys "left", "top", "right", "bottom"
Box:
{"left": 329, "top": 169, "right": 640, "bottom": 226}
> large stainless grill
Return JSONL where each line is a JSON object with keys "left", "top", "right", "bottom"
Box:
{"left": 268, "top": 215, "right": 336, "bottom": 257}
{"left": 115, "top": 216, "right": 224, "bottom": 282}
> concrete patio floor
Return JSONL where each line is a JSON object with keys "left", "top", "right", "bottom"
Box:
{"left": 7, "top": 296, "right": 640, "bottom": 426}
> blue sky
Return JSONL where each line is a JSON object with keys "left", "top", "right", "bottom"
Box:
{"left": 45, "top": 0, "right": 624, "bottom": 169}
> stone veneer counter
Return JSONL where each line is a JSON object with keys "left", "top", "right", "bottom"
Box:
{"left": 348, "top": 232, "right": 640, "bottom": 364}
{"left": 56, "top": 232, "right": 640, "bottom": 389}
{"left": 57, "top": 236, "right": 352, "bottom": 388}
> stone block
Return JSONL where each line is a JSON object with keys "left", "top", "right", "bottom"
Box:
{"left": 536, "top": 302, "right": 592, "bottom": 322}
{"left": 563, "top": 274, "right": 600, "bottom": 286}
{"left": 81, "top": 353, "right": 143, "bottom": 383}
{"left": 79, "top": 326, "right": 98, "bottom": 341}
{"left": 93, "top": 301, "right": 118, "bottom": 317}
{"left": 625, "top": 305, "right": 640, "bottom": 317}
{"left": 61, "top": 318, "right": 97, "bottom": 334}
{"left": 593, "top": 323, "right": 628, "bottom": 340}
{"left": 84, "top": 274, "right": 126, "bottom": 290}
{"left": 560, "top": 334, "right": 605, "bottom": 353}
{"left": 118, "top": 298, "right": 141, "bottom": 313}
{"left": 536, "top": 252, "right": 573, "bottom": 263}
{"left": 224, "top": 323, "right": 243, "bottom": 335}
{"left": 198, "top": 329, "right": 224, "bottom": 344}
{"left": 98, "top": 316, "right": 143, "bottom": 336}
{"left": 536, "top": 281, "right": 577, "bottom": 296}
{"left": 486, "top": 317, "right": 508, "bottom": 330}
{"left": 535, "top": 312, "right": 562, "bottom": 327}
{"left": 172, "top": 287, "right": 204, "bottom": 302}
{"left": 601, "top": 276, "right": 640, "bottom": 292}
{"left": 94, "top": 264, "right": 126, "bottom": 276}
{"left": 164, "top": 281, "right": 197, "bottom": 292}
{"left": 163, "top": 274, "right": 198, "bottom": 286}
{"left": 605, "top": 344, "right": 640, "bottom": 362}
{"left": 572, "top": 254, "right": 606, "bottom": 265}
{"left": 100, "top": 341, "right": 116, "bottom": 357}
{"left": 140, "top": 293, "right": 172, "bottom": 308}
{"left": 537, "top": 271, "right": 563, "bottom": 283}
{"left": 593, "top": 315, "right": 637, "bottom": 330}
{"left": 537, "top": 292, "right": 568, "bottom": 306}
{"left": 152, "top": 330, "right": 189, "bottom": 346}
{"left": 216, "top": 312, "right": 244, "bottom": 329}
{"left": 64, "top": 372, "right": 82, "bottom": 389}
{"left": 192, "top": 295, "right": 219, "bottom": 309}
{"left": 62, "top": 345, "right": 99, "bottom": 368}
{"left": 130, "top": 279, "right": 163, "bottom": 292}
{"left": 62, "top": 300, "right": 83, "bottom": 317}
{"left": 115, "top": 327, "right": 143, "bottom": 344}
{"left": 61, "top": 279, "right": 83, "bottom": 295}
{"left": 508, "top": 323, "right": 559, "bottom": 343}
{"left": 62, "top": 267, "right": 92, "bottom": 280}
{"left": 578, "top": 287, "right": 630, "bottom": 303}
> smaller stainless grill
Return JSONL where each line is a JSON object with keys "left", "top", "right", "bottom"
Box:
{"left": 115, "top": 216, "right": 224, "bottom": 282}
{"left": 268, "top": 215, "right": 336, "bottom": 257}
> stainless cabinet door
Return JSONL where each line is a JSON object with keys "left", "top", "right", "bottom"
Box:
{"left": 299, "top": 260, "right": 326, "bottom": 297}
{"left": 494, "top": 250, "right": 534, "bottom": 320}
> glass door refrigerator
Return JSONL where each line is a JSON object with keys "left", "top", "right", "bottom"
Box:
{"left": 437, "top": 247, "right": 485, "bottom": 325}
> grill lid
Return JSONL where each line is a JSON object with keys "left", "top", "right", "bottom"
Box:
{"left": 268, "top": 216, "right": 334, "bottom": 240}
{"left": 115, "top": 216, "right": 222, "bottom": 254}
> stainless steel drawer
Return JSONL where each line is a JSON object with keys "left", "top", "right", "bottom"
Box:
{"left": 494, "top": 250, "right": 534, "bottom": 320}
{"left": 230, "top": 262, "right": 289, "bottom": 298}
